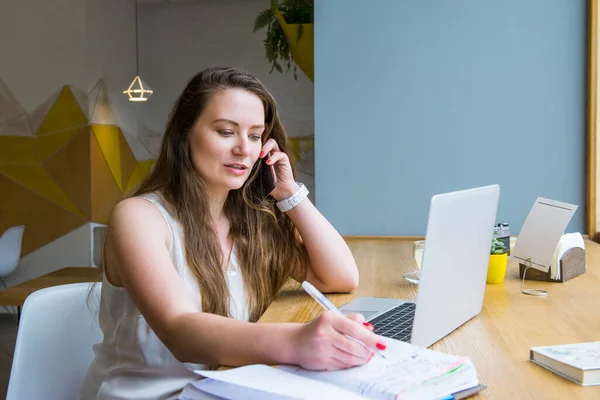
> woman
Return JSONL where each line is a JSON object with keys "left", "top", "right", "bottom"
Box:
{"left": 80, "top": 66, "right": 386, "bottom": 399}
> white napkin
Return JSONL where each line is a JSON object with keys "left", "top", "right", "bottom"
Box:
{"left": 550, "top": 232, "right": 585, "bottom": 280}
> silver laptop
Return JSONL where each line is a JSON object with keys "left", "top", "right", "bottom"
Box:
{"left": 339, "top": 184, "right": 500, "bottom": 348}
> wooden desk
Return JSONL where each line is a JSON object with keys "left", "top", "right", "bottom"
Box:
{"left": 258, "top": 238, "right": 600, "bottom": 399}
{"left": 0, "top": 267, "right": 102, "bottom": 307}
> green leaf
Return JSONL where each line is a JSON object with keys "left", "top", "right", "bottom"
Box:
{"left": 274, "top": 61, "right": 283, "bottom": 73}
{"left": 296, "top": 23, "right": 303, "bottom": 44}
{"left": 255, "top": 0, "right": 313, "bottom": 78}
{"left": 253, "top": 9, "right": 274, "bottom": 32}
{"left": 490, "top": 237, "right": 508, "bottom": 254}
{"left": 270, "top": 0, "right": 279, "bottom": 13}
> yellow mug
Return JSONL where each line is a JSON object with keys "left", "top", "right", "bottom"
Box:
{"left": 486, "top": 253, "right": 508, "bottom": 284}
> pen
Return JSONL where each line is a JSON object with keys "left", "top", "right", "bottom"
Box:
{"left": 301, "top": 281, "right": 386, "bottom": 359}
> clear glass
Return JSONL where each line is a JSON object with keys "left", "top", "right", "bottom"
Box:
{"left": 403, "top": 240, "right": 425, "bottom": 284}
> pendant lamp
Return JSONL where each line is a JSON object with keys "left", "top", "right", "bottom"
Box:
{"left": 123, "top": 0, "right": 153, "bottom": 102}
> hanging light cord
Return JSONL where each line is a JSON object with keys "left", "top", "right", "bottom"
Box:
{"left": 135, "top": 0, "right": 139, "bottom": 76}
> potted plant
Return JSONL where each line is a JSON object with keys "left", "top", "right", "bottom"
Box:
{"left": 253, "top": 0, "right": 314, "bottom": 81}
{"left": 486, "top": 238, "right": 509, "bottom": 284}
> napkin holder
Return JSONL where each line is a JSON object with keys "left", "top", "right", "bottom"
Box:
{"left": 518, "top": 247, "right": 586, "bottom": 283}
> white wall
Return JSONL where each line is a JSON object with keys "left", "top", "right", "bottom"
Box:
{"left": 0, "top": 0, "right": 152, "bottom": 161}
{"left": 88, "top": 0, "right": 315, "bottom": 155}
{"left": 138, "top": 0, "right": 314, "bottom": 142}
{"left": 0, "top": 0, "right": 91, "bottom": 114}
{"left": 0, "top": 0, "right": 141, "bottom": 287}
{"left": 0, "top": 0, "right": 94, "bottom": 289}
{"left": 87, "top": 0, "right": 155, "bottom": 160}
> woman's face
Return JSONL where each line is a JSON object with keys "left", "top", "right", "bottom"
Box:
{"left": 189, "top": 88, "right": 265, "bottom": 194}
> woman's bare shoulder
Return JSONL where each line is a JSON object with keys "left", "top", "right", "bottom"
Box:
{"left": 108, "top": 196, "right": 172, "bottom": 241}
{"left": 112, "top": 196, "right": 163, "bottom": 221}
{"left": 104, "top": 196, "right": 172, "bottom": 286}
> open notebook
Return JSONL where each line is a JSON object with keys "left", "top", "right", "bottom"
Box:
{"left": 179, "top": 339, "right": 483, "bottom": 400}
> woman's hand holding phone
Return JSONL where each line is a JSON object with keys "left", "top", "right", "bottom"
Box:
{"left": 259, "top": 138, "right": 299, "bottom": 201}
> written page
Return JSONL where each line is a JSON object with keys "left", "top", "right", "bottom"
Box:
{"left": 280, "top": 339, "right": 479, "bottom": 400}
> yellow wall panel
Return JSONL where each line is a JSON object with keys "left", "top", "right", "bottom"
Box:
{"left": 29, "top": 92, "right": 59, "bottom": 134}
{"left": 37, "top": 126, "right": 84, "bottom": 162}
{"left": 90, "top": 131, "right": 122, "bottom": 222}
{"left": 91, "top": 208, "right": 110, "bottom": 225}
{"left": 0, "top": 174, "right": 86, "bottom": 255}
{"left": 126, "top": 160, "right": 156, "bottom": 193}
{"left": 92, "top": 124, "right": 122, "bottom": 191}
{"left": 119, "top": 131, "right": 137, "bottom": 194}
{"left": 36, "top": 86, "right": 87, "bottom": 135}
{"left": 289, "top": 136, "right": 314, "bottom": 162}
{"left": 0, "top": 136, "right": 37, "bottom": 165}
{"left": 0, "top": 165, "right": 84, "bottom": 219}
{"left": 0, "top": 80, "right": 168, "bottom": 255}
{"left": 42, "top": 128, "right": 91, "bottom": 220}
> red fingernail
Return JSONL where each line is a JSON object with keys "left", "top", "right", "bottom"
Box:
{"left": 376, "top": 341, "right": 387, "bottom": 350}
{"left": 266, "top": 158, "right": 272, "bottom": 165}
{"left": 362, "top": 322, "right": 374, "bottom": 329}
{"left": 259, "top": 151, "right": 264, "bottom": 158}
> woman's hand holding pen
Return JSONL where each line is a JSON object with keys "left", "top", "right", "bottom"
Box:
{"left": 290, "top": 311, "right": 387, "bottom": 371}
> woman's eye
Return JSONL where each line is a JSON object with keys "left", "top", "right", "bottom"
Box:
{"left": 249, "top": 135, "right": 262, "bottom": 141}
{"left": 218, "top": 130, "right": 234, "bottom": 137}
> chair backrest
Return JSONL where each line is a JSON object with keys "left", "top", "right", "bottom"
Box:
{"left": 0, "top": 225, "right": 25, "bottom": 277}
{"left": 90, "top": 224, "right": 107, "bottom": 268}
{"left": 6, "top": 282, "right": 103, "bottom": 400}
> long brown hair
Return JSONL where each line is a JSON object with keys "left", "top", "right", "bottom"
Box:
{"left": 135, "top": 66, "right": 308, "bottom": 321}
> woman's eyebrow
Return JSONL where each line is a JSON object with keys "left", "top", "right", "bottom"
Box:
{"left": 212, "top": 118, "right": 264, "bottom": 130}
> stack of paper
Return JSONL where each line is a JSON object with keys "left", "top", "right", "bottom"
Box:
{"left": 180, "top": 338, "right": 482, "bottom": 399}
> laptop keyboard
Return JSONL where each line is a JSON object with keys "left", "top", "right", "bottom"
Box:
{"left": 369, "top": 303, "right": 416, "bottom": 342}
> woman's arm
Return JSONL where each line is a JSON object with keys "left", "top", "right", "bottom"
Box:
{"left": 284, "top": 186, "right": 359, "bottom": 293}
{"left": 261, "top": 140, "right": 359, "bottom": 293}
{"left": 106, "top": 198, "right": 379, "bottom": 367}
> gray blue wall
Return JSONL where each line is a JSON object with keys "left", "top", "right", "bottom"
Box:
{"left": 315, "top": 0, "right": 586, "bottom": 235}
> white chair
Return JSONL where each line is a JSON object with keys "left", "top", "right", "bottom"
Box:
{"left": 90, "top": 223, "right": 107, "bottom": 268}
{"left": 6, "top": 282, "right": 103, "bottom": 400}
{"left": 0, "top": 225, "right": 25, "bottom": 288}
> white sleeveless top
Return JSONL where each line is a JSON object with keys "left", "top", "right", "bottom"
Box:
{"left": 80, "top": 193, "right": 250, "bottom": 400}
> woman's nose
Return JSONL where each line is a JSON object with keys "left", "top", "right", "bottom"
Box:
{"left": 233, "top": 137, "right": 250, "bottom": 156}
